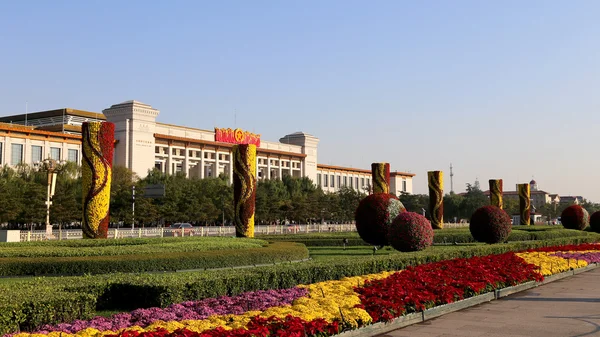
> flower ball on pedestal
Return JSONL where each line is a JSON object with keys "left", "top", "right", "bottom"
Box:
{"left": 387, "top": 212, "right": 434, "bottom": 252}
{"left": 469, "top": 205, "right": 512, "bottom": 244}
{"left": 355, "top": 193, "right": 406, "bottom": 246}
{"left": 561, "top": 205, "right": 589, "bottom": 230}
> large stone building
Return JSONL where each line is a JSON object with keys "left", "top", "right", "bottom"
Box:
{"left": 0, "top": 100, "right": 415, "bottom": 193}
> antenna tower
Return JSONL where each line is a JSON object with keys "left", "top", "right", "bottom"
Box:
{"left": 450, "top": 163, "right": 454, "bottom": 193}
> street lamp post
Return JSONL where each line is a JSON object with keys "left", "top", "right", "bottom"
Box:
{"left": 36, "top": 159, "right": 65, "bottom": 238}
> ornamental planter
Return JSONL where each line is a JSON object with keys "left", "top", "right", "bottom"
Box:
{"left": 82, "top": 121, "right": 115, "bottom": 239}
{"left": 489, "top": 179, "right": 503, "bottom": 209}
{"left": 427, "top": 171, "right": 444, "bottom": 229}
{"left": 232, "top": 144, "right": 257, "bottom": 238}
{"left": 371, "top": 163, "right": 390, "bottom": 194}
{"left": 517, "top": 183, "right": 531, "bottom": 226}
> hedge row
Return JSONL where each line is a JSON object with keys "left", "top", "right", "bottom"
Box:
{"left": 0, "top": 237, "right": 268, "bottom": 258}
{"left": 0, "top": 242, "right": 308, "bottom": 276}
{"left": 0, "top": 285, "right": 96, "bottom": 335}
{"left": 262, "top": 229, "right": 597, "bottom": 246}
{"left": 3, "top": 236, "right": 599, "bottom": 334}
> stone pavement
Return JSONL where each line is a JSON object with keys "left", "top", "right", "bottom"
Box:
{"left": 379, "top": 268, "right": 600, "bottom": 337}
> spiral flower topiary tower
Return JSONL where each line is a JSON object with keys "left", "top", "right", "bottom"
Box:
{"left": 82, "top": 121, "right": 115, "bottom": 239}
{"left": 517, "top": 183, "right": 530, "bottom": 226}
{"left": 489, "top": 179, "right": 503, "bottom": 209}
{"left": 371, "top": 163, "right": 390, "bottom": 194}
{"left": 232, "top": 144, "right": 257, "bottom": 237}
{"left": 428, "top": 171, "right": 444, "bottom": 229}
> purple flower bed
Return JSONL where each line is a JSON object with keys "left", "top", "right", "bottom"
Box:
{"left": 553, "top": 252, "right": 600, "bottom": 264}
{"left": 36, "top": 287, "right": 308, "bottom": 334}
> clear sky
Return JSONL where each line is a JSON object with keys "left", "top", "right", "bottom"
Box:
{"left": 1, "top": 1, "right": 599, "bottom": 200}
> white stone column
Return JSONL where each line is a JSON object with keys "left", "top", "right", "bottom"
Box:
{"left": 228, "top": 152, "right": 233, "bottom": 184}
{"left": 278, "top": 158, "right": 282, "bottom": 180}
{"left": 167, "top": 144, "right": 173, "bottom": 175}
{"left": 289, "top": 159, "right": 293, "bottom": 176}
{"left": 267, "top": 156, "right": 271, "bottom": 179}
{"left": 184, "top": 145, "right": 190, "bottom": 177}
{"left": 215, "top": 150, "right": 220, "bottom": 178}
{"left": 5, "top": 138, "right": 11, "bottom": 166}
{"left": 24, "top": 138, "right": 30, "bottom": 165}
{"left": 200, "top": 149, "right": 205, "bottom": 179}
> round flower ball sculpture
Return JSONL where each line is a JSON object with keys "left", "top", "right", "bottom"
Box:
{"left": 355, "top": 193, "right": 406, "bottom": 246}
{"left": 561, "top": 205, "right": 590, "bottom": 230}
{"left": 387, "top": 212, "right": 434, "bottom": 252}
{"left": 590, "top": 211, "right": 600, "bottom": 233}
{"left": 469, "top": 205, "right": 512, "bottom": 244}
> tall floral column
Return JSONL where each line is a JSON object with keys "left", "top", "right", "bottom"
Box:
{"left": 371, "top": 163, "right": 390, "bottom": 194}
{"left": 82, "top": 122, "right": 115, "bottom": 239}
{"left": 427, "top": 171, "right": 444, "bottom": 229}
{"left": 517, "top": 183, "right": 531, "bottom": 226}
{"left": 489, "top": 179, "right": 503, "bottom": 209}
{"left": 233, "top": 144, "right": 257, "bottom": 238}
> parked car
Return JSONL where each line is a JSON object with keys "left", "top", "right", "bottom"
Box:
{"left": 170, "top": 223, "right": 194, "bottom": 236}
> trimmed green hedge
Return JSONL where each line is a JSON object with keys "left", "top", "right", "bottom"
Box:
{"left": 260, "top": 228, "right": 595, "bottom": 246}
{"left": 0, "top": 285, "right": 96, "bottom": 335}
{"left": 66, "top": 235, "right": 600, "bottom": 310}
{"left": 0, "top": 242, "right": 308, "bottom": 276}
{"left": 0, "top": 237, "right": 268, "bottom": 257}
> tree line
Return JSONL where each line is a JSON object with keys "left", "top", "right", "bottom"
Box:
{"left": 1, "top": 164, "right": 596, "bottom": 230}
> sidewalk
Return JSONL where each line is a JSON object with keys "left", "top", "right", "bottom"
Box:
{"left": 380, "top": 268, "right": 600, "bottom": 337}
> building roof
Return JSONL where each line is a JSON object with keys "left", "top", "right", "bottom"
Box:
{"left": 0, "top": 108, "right": 105, "bottom": 123}
{"left": 0, "top": 122, "right": 81, "bottom": 140}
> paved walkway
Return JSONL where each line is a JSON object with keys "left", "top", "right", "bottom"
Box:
{"left": 380, "top": 268, "right": 600, "bottom": 337}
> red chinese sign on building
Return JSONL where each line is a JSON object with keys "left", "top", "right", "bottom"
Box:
{"left": 214, "top": 128, "right": 261, "bottom": 147}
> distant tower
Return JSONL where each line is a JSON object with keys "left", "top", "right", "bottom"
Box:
{"left": 530, "top": 178, "right": 538, "bottom": 191}
{"left": 450, "top": 163, "right": 454, "bottom": 193}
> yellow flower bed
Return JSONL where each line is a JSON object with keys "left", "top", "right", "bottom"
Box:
{"left": 14, "top": 271, "right": 397, "bottom": 337}
{"left": 516, "top": 251, "right": 588, "bottom": 276}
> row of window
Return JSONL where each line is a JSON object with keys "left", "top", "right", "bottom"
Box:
{"left": 315, "top": 173, "right": 408, "bottom": 192}
{"left": 316, "top": 173, "right": 370, "bottom": 189}
{"left": 0, "top": 143, "right": 78, "bottom": 166}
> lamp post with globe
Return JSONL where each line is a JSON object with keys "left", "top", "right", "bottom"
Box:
{"left": 35, "top": 158, "right": 66, "bottom": 238}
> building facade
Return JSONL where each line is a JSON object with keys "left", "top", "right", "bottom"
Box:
{"left": 0, "top": 100, "right": 415, "bottom": 194}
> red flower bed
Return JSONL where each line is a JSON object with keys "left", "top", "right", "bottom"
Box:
{"left": 354, "top": 252, "right": 543, "bottom": 322}
{"left": 107, "top": 316, "right": 339, "bottom": 337}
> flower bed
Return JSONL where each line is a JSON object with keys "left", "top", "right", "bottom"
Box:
{"left": 8, "top": 243, "right": 600, "bottom": 337}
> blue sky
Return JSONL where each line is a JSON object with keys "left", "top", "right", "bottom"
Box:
{"left": 1, "top": 1, "right": 599, "bottom": 200}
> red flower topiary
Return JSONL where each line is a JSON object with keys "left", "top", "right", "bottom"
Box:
{"left": 469, "top": 205, "right": 512, "bottom": 244}
{"left": 355, "top": 193, "right": 406, "bottom": 246}
{"left": 590, "top": 211, "right": 600, "bottom": 233}
{"left": 561, "top": 205, "right": 590, "bottom": 230}
{"left": 387, "top": 212, "right": 434, "bottom": 252}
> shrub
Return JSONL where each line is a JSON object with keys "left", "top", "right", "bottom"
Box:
{"left": 2, "top": 235, "right": 599, "bottom": 333}
{"left": 355, "top": 194, "right": 405, "bottom": 246}
{"left": 590, "top": 211, "right": 600, "bottom": 233}
{"left": 388, "top": 212, "right": 434, "bottom": 252}
{"left": 0, "top": 242, "right": 308, "bottom": 276}
{"left": 561, "top": 205, "right": 590, "bottom": 230}
{"left": 469, "top": 206, "right": 512, "bottom": 244}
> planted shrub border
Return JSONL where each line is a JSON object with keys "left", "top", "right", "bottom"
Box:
{"left": 0, "top": 237, "right": 269, "bottom": 258}
{"left": 1, "top": 235, "right": 599, "bottom": 335}
{"left": 0, "top": 242, "right": 308, "bottom": 276}
{"left": 260, "top": 229, "right": 598, "bottom": 246}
